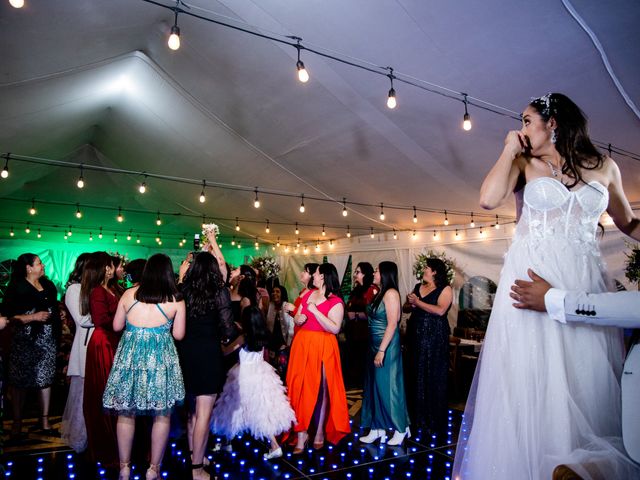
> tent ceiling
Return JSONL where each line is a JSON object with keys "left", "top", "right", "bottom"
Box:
{"left": 1, "top": 0, "right": 639, "bottom": 249}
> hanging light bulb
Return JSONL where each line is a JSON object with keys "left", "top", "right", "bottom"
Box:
{"left": 462, "top": 93, "right": 472, "bottom": 131}
{"left": 199, "top": 180, "right": 206, "bottom": 203}
{"left": 393, "top": 229, "right": 397, "bottom": 240}
{"left": 67, "top": 226, "right": 73, "bottom": 236}
{"left": 321, "top": 224, "right": 326, "bottom": 236}
{"left": 29, "top": 198, "right": 36, "bottom": 215}
{"left": 294, "top": 38, "right": 309, "bottom": 83}
{"left": 64, "top": 234, "right": 68, "bottom": 240}
{"left": 265, "top": 220, "right": 270, "bottom": 234}
{"left": 412, "top": 230, "right": 417, "bottom": 239}
{"left": 1, "top": 156, "right": 9, "bottom": 178}
{"left": 386, "top": 68, "right": 397, "bottom": 109}
{"left": 284, "top": 245, "right": 290, "bottom": 253}
{"left": 231, "top": 236, "right": 236, "bottom": 246}
{"left": 37, "top": 228, "right": 42, "bottom": 239}
{"left": 299, "top": 194, "right": 305, "bottom": 213}
{"left": 253, "top": 188, "right": 260, "bottom": 208}
{"left": 455, "top": 229, "right": 460, "bottom": 239}
{"left": 276, "top": 237, "right": 281, "bottom": 247}
{"left": 237, "top": 242, "right": 241, "bottom": 249}
{"left": 77, "top": 166, "right": 85, "bottom": 188}
{"left": 127, "top": 230, "right": 133, "bottom": 241}
{"left": 303, "top": 245, "right": 309, "bottom": 254}
{"left": 295, "top": 222, "right": 299, "bottom": 235}
{"left": 342, "top": 198, "right": 348, "bottom": 217}
{"left": 443, "top": 210, "right": 449, "bottom": 226}
{"left": 75, "top": 204, "right": 82, "bottom": 219}
{"left": 89, "top": 232, "right": 93, "bottom": 241}
{"left": 139, "top": 176, "right": 147, "bottom": 194}
{"left": 255, "top": 239, "right": 259, "bottom": 249}
{"left": 235, "top": 217, "right": 240, "bottom": 231}
{"left": 156, "top": 212, "right": 162, "bottom": 226}
{"left": 98, "top": 227, "right": 103, "bottom": 239}
{"left": 117, "top": 207, "right": 124, "bottom": 222}
{"left": 433, "top": 230, "right": 437, "bottom": 239}
{"left": 470, "top": 212, "right": 475, "bottom": 228}
{"left": 370, "top": 227, "right": 375, "bottom": 239}
{"left": 413, "top": 206, "right": 418, "bottom": 223}
{"left": 379, "top": 203, "right": 385, "bottom": 221}
{"left": 155, "top": 232, "right": 161, "bottom": 242}
{"left": 9, "top": 0, "right": 25, "bottom": 8}
{"left": 25, "top": 223, "right": 31, "bottom": 234}
{"left": 479, "top": 226, "right": 484, "bottom": 236}
{"left": 329, "top": 239, "right": 334, "bottom": 249}
{"left": 315, "top": 242, "right": 320, "bottom": 252}
{"left": 9, "top": 226, "right": 14, "bottom": 237}
{"left": 168, "top": 8, "right": 181, "bottom": 51}
{"left": 114, "top": 233, "right": 118, "bottom": 243}
{"left": 136, "top": 235, "right": 141, "bottom": 244}
{"left": 495, "top": 215, "right": 500, "bottom": 229}
{"left": 346, "top": 226, "right": 351, "bottom": 238}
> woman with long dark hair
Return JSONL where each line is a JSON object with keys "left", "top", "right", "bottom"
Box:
{"left": 82, "top": 251, "right": 119, "bottom": 467}
{"left": 2, "top": 253, "right": 59, "bottom": 441}
{"left": 103, "top": 253, "right": 186, "bottom": 480}
{"left": 454, "top": 93, "right": 640, "bottom": 479}
{"left": 286, "top": 263, "right": 350, "bottom": 452}
{"left": 360, "top": 261, "right": 409, "bottom": 446}
{"left": 283, "top": 262, "right": 319, "bottom": 337}
{"left": 177, "top": 252, "right": 238, "bottom": 480}
{"left": 62, "top": 252, "right": 93, "bottom": 452}
{"left": 404, "top": 258, "right": 452, "bottom": 435}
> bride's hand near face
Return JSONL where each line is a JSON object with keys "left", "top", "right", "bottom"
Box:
{"left": 480, "top": 131, "right": 527, "bottom": 210}
{"left": 504, "top": 130, "right": 527, "bottom": 159}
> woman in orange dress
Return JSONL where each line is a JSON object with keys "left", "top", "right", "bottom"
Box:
{"left": 286, "top": 263, "right": 350, "bottom": 452}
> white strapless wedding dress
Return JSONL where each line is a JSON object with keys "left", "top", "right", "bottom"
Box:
{"left": 453, "top": 177, "right": 640, "bottom": 479}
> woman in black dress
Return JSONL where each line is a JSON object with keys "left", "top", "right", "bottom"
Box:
{"left": 403, "top": 258, "right": 453, "bottom": 435}
{"left": 2, "top": 253, "right": 60, "bottom": 440}
{"left": 178, "top": 252, "right": 238, "bottom": 480}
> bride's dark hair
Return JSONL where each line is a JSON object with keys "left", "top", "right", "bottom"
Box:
{"left": 529, "top": 93, "right": 604, "bottom": 188}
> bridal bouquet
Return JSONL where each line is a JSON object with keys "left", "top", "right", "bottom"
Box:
{"left": 200, "top": 223, "right": 220, "bottom": 249}
{"left": 413, "top": 249, "right": 456, "bottom": 284}
{"left": 250, "top": 255, "right": 281, "bottom": 280}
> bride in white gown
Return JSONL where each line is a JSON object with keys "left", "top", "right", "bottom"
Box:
{"left": 453, "top": 93, "right": 640, "bottom": 479}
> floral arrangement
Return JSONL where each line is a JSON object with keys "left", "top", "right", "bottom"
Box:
{"left": 200, "top": 223, "right": 220, "bottom": 249}
{"left": 625, "top": 242, "right": 640, "bottom": 285}
{"left": 250, "top": 255, "right": 281, "bottom": 280}
{"left": 413, "top": 249, "right": 456, "bottom": 284}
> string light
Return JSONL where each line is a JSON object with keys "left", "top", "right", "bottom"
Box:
{"left": 299, "top": 194, "right": 305, "bottom": 213}
{"left": 113, "top": 233, "right": 118, "bottom": 243}
{"left": 470, "top": 213, "right": 475, "bottom": 228}
{"left": 117, "top": 207, "right": 124, "bottom": 222}
{"left": 393, "top": 229, "right": 397, "bottom": 240}
{"left": 235, "top": 217, "right": 240, "bottom": 231}
{"left": 346, "top": 226, "right": 351, "bottom": 238}
{"left": 89, "top": 232, "right": 93, "bottom": 241}
{"left": 370, "top": 227, "right": 374, "bottom": 239}
{"left": 342, "top": 198, "right": 348, "bottom": 217}
{"left": 495, "top": 215, "right": 500, "bottom": 229}
{"left": 412, "top": 230, "right": 417, "bottom": 239}
{"left": 479, "top": 226, "right": 484, "bottom": 236}
{"left": 321, "top": 224, "right": 326, "bottom": 236}
{"left": 139, "top": 176, "right": 147, "bottom": 194}
{"left": 155, "top": 232, "right": 161, "bottom": 242}
{"left": 386, "top": 67, "right": 397, "bottom": 109}
{"left": 265, "top": 220, "right": 270, "bottom": 233}
{"left": 303, "top": 245, "right": 309, "bottom": 254}
{"left": 293, "top": 37, "right": 309, "bottom": 83}
{"left": 444, "top": 210, "right": 449, "bottom": 226}
{"left": 199, "top": 180, "right": 206, "bottom": 203}
{"left": 127, "top": 230, "right": 132, "bottom": 241}
{"left": 329, "top": 239, "right": 334, "bottom": 248}
{"left": 75, "top": 204, "right": 82, "bottom": 219}
{"left": 276, "top": 237, "right": 280, "bottom": 247}
{"left": 455, "top": 229, "right": 460, "bottom": 239}
{"left": 25, "top": 223, "right": 31, "bottom": 234}
{"left": 136, "top": 235, "right": 141, "bottom": 244}
{"left": 315, "top": 242, "right": 320, "bottom": 251}
{"left": 37, "top": 228, "right": 41, "bottom": 238}
{"left": 296, "top": 238, "right": 300, "bottom": 248}
{"left": 1, "top": 156, "right": 9, "bottom": 179}
{"left": 237, "top": 241, "right": 241, "bottom": 249}
{"left": 156, "top": 212, "right": 162, "bottom": 226}
{"left": 462, "top": 93, "right": 472, "bottom": 131}
{"left": 9, "top": 226, "right": 14, "bottom": 237}
{"left": 231, "top": 236, "right": 236, "bottom": 246}
{"left": 98, "top": 227, "right": 103, "bottom": 239}
{"left": 168, "top": 5, "right": 181, "bottom": 51}
{"left": 29, "top": 199, "right": 36, "bottom": 215}
{"left": 379, "top": 203, "right": 385, "bottom": 221}
{"left": 9, "top": 0, "right": 25, "bottom": 8}
{"left": 413, "top": 206, "right": 418, "bottom": 223}
{"left": 254, "top": 188, "right": 260, "bottom": 208}
{"left": 433, "top": 230, "right": 437, "bottom": 239}
{"left": 295, "top": 222, "right": 299, "bottom": 235}
{"left": 76, "top": 165, "right": 85, "bottom": 188}
{"left": 67, "top": 226, "right": 73, "bottom": 236}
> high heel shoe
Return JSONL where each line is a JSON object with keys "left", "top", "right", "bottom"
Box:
{"left": 387, "top": 427, "right": 411, "bottom": 446}
{"left": 263, "top": 446, "right": 283, "bottom": 460}
{"left": 191, "top": 464, "right": 210, "bottom": 480}
{"left": 145, "top": 463, "right": 160, "bottom": 480}
{"left": 359, "top": 429, "right": 387, "bottom": 444}
{"left": 118, "top": 461, "right": 131, "bottom": 480}
{"left": 292, "top": 433, "right": 309, "bottom": 454}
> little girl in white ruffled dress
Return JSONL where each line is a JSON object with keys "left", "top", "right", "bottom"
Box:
{"left": 211, "top": 306, "right": 296, "bottom": 459}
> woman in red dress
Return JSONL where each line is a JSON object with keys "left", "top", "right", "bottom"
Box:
{"left": 286, "top": 263, "right": 350, "bottom": 452}
{"left": 284, "top": 263, "right": 318, "bottom": 338}
{"left": 81, "top": 252, "right": 120, "bottom": 467}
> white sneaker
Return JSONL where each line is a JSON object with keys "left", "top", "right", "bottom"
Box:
{"left": 359, "top": 429, "right": 387, "bottom": 444}
{"left": 387, "top": 427, "right": 411, "bottom": 446}
{"left": 263, "top": 447, "right": 283, "bottom": 460}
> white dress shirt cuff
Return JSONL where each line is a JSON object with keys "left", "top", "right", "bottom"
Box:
{"left": 545, "top": 288, "right": 567, "bottom": 323}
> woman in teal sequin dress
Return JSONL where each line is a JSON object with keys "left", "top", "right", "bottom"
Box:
{"left": 360, "top": 261, "right": 410, "bottom": 446}
{"left": 103, "top": 254, "right": 186, "bottom": 480}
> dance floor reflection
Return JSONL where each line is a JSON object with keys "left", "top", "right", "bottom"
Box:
{"left": 2, "top": 397, "right": 461, "bottom": 479}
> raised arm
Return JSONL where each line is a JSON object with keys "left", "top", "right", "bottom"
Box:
{"left": 479, "top": 131, "right": 527, "bottom": 210}
{"left": 606, "top": 158, "right": 640, "bottom": 241}
{"left": 206, "top": 232, "right": 228, "bottom": 280}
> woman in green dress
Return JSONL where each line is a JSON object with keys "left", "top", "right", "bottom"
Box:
{"left": 359, "top": 261, "right": 410, "bottom": 446}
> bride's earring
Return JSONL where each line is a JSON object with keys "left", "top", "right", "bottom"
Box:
{"left": 551, "top": 129, "right": 557, "bottom": 144}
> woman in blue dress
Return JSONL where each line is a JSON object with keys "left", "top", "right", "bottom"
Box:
{"left": 103, "top": 254, "right": 186, "bottom": 480}
{"left": 359, "top": 261, "right": 410, "bottom": 446}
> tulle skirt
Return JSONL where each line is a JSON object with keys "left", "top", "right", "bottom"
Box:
{"left": 61, "top": 376, "right": 87, "bottom": 452}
